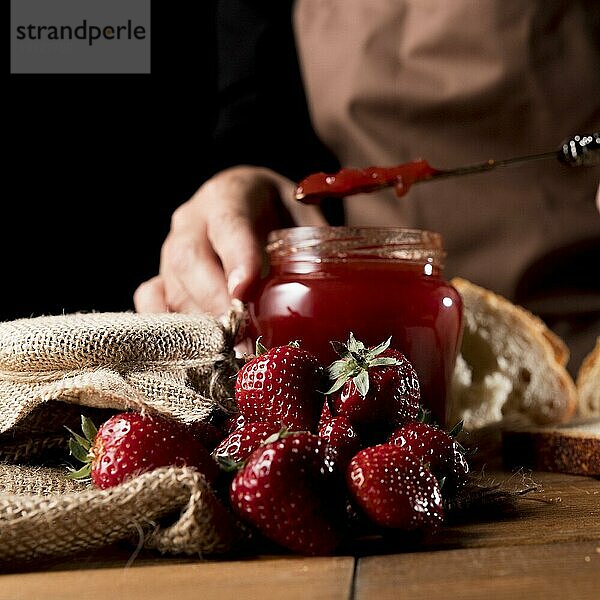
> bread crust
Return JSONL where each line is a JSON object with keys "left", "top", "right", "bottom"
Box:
{"left": 452, "top": 276, "right": 570, "bottom": 364}
{"left": 575, "top": 337, "right": 600, "bottom": 419}
{"left": 576, "top": 336, "right": 600, "bottom": 385}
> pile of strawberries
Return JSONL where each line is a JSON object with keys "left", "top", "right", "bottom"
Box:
{"left": 68, "top": 333, "right": 470, "bottom": 556}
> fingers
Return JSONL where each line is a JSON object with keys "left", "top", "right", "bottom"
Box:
{"left": 208, "top": 212, "right": 264, "bottom": 301}
{"left": 204, "top": 172, "right": 275, "bottom": 302}
{"left": 159, "top": 220, "right": 232, "bottom": 316}
{"left": 133, "top": 275, "right": 168, "bottom": 313}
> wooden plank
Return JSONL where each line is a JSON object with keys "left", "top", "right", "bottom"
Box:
{"left": 0, "top": 556, "right": 355, "bottom": 600}
{"left": 355, "top": 541, "right": 600, "bottom": 600}
{"left": 2, "top": 545, "right": 199, "bottom": 575}
{"left": 430, "top": 470, "right": 600, "bottom": 549}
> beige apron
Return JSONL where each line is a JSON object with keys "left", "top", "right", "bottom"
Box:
{"left": 293, "top": 0, "right": 600, "bottom": 367}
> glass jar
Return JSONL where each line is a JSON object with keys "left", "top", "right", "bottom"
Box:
{"left": 245, "top": 226, "right": 463, "bottom": 427}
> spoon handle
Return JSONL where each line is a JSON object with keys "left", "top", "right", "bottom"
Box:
{"left": 558, "top": 132, "right": 600, "bottom": 167}
{"left": 430, "top": 132, "right": 599, "bottom": 180}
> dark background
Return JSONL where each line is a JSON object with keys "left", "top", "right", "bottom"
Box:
{"left": 4, "top": 2, "right": 220, "bottom": 321}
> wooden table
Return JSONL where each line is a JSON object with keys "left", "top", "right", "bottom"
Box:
{"left": 1, "top": 470, "right": 598, "bottom": 600}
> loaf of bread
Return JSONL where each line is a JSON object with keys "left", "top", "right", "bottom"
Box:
{"left": 448, "top": 277, "right": 599, "bottom": 476}
{"left": 448, "top": 277, "right": 579, "bottom": 431}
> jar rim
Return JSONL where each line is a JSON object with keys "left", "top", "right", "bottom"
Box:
{"left": 266, "top": 226, "right": 446, "bottom": 265}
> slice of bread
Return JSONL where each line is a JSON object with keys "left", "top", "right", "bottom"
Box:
{"left": 500, "top": 339, "right": 600, "bottom": 477}
{"left": 448, "top": 277, "right": 578, "bottom": 431}
{"left": 502, "top": 421, "right": 600, "bottom": 477}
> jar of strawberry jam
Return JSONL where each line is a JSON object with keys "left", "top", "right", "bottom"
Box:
{"left": 245, "top": 227, "right": 463, "bottom": 427}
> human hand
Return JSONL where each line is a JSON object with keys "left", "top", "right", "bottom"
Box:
{"left": 134, "top": 165, "right": 327, "bottom": 316}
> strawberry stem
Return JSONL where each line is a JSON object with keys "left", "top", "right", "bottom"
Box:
{"left": 255, "top": 337, "right": 268, "bottom": 356}
{"left": 417, "top": 407, "right": 432, "bottom": 424}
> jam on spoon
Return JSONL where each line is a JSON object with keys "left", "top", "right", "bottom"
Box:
{"left": 295, "top": 159, "right": 439, "bottom": 205}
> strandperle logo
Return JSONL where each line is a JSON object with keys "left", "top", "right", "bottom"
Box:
{"left": 11, "top": 0, "right": 150, "bottom": 74}
{"left": 15, "top": 20, "right": 147, "bottom": 47}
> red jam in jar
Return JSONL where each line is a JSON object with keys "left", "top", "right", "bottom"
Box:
{"left": 245, "top": 227, "right": 463, "bottom": 427}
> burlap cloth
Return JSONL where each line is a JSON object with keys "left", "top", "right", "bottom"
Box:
{"left": 0, "top": 307, "right": 245, "bottom": 564}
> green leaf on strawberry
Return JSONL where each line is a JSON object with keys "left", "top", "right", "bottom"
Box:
{"left": 65, "top": 415, "right": 98, "bottom": 480}
{"left": 326, "top": 333, "right": 401, "bottom": 396}
{"left": 447, "top": 419, "right": 464, "bottom": 438}
{"left": 81, "top": 414, "right": 98, "bottom": 443}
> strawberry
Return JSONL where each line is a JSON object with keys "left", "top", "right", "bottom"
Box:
{"left": 234, "top": 339, "right": 326, "bottom": 431}
{"left": 318, "top": 403, "right": 362, "bottom": 469}
{"left": 326, "top": 333, "right": 421, "bottom": 432}
{"left": 387, "top": 421, "right": 469, "bottom": 493}
{"left": 229, "top": 431, "right": 345, "bottom": 555}
{"left": 347, "top": 444, "right": 444, "bottom": 532}
{"left": 67, "top": 412, "right": 220, "bottom": 489}
{"left": 212, "top": 421, "right": 283, "bottom": 464}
